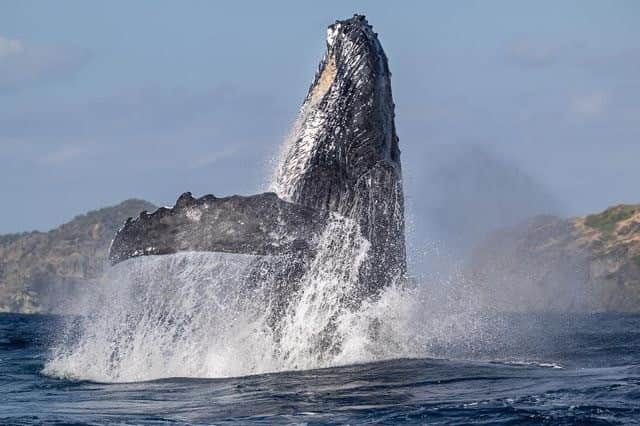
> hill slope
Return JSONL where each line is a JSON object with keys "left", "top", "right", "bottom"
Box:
{"left": 467, "top": 204, "right": 640, "bottom": 312}
{"left": 0, "top": 199, "right": 156, "bottom": 313}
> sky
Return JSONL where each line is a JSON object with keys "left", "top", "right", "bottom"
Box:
{"left": 1, "top": 1, "right": 639, "bottom": 243}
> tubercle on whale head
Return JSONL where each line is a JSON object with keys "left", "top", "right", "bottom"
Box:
{"left": 312, "top": 14, "right": 392, "bottom": 109}
{"left": 326, "top": 14, "right": 371, "bottom": 48}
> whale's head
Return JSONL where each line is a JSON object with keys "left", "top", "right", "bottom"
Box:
{"left": 272, "top": 15, "right": 401, "bottom": 216}
{"left": 272, "top": 15, "right": 406, "bottom": 292}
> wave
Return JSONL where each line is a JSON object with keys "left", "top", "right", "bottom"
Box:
{"left": 490, "top": 360, "right": 564, "bottom": 369}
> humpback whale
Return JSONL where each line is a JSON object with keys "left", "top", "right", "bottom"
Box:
{"left": 109, "top": 15, "right": 405, "bottom": 302}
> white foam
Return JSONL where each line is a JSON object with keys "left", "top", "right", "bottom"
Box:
{"left": 44, "top": 241, "right": 499, "bottom": 382}
{"left": 43, "top": 216, "right": 378, "bottom": 381}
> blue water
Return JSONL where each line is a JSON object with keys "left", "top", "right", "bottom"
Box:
{"left": 1, "top": 313, "right": 640, "bottom": 425}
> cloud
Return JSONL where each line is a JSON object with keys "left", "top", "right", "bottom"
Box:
{"left": 571, "top": 91, "right": 609, "bottom": 119}
{"left": 582, "top": 47, "right": 640, "bottom": 77}
{"left": 189, "top": 146, "right": 239, "bottom": 169}
{"left": 505, "top": 39, "right": 640, "bottom": 79}
{"left": 0, "top": 86, "right": 286, "bottom": 201}
{"left": 0, "top": 36, "right": 24, "bottom": 58}
{"left": 40, "top": 144, "right": 94, "bottom": 165}
{"left": 0, "top": 35, "right": 90, "bottom": 91}
{"left": 505, "top": 40, "right": 559, "bottom": 67}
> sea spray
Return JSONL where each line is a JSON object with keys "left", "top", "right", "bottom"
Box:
{"left": 276, "top": 214, "right": 370, "bottom": 369}
{"left": 44, "top": 253, "right": 278, "bottom": 381}
{"left": 44, "top": 235, "right": 500, "bottom": 382}
{"left": 45, "top": 215, "right": 376, "bottom": 381}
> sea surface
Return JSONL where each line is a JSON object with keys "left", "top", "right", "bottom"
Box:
{"left": 1, "top": 313, "right": 640, "bottom": 425}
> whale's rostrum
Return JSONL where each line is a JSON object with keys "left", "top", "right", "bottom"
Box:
{"left": 272, "top": 15, "right": 406, "bottom": 296}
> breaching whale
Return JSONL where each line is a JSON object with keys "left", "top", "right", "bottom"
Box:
{"left": 109, "top": 15, "right": 405, "bottom": 302}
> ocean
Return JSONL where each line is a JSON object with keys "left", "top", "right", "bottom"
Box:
{"left": 2, "top": 312, "right": 639, "bottom": 425}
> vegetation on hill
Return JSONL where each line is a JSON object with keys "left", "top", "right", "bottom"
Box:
{"left": 585, "top": 205, "right": 638, "bottom": 233}
{"left": 0, "top": 232, "right": 38, "bottom": 247}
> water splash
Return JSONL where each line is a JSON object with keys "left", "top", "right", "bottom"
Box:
{"left": 44, "top": 231, "right": 500, "bottom": 382}
{"left": 44, "top": 253, "right": 278, "bottom": 381}
{"left": 276, "top": 215, "right": 370, "bottom": 369}
{"left": 44, "top": 95, "right": 489, "bottom": 383}
{"left": 44, "top": 216, "right": 377, "bottom": 381}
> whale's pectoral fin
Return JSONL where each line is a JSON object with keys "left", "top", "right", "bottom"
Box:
{"left": 108, "top": 192, "right": 328, "bottom": 265}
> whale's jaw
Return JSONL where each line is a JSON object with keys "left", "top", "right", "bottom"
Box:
{"left": 272, "top": 14, "right": 406, "bottom": 293}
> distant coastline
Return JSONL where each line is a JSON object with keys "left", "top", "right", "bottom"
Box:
{"left": 0, "top": 199, "right": 155, "bottom": 313}
{"left": 468, "top": 204, "right": 640, "bottom": 313}
{"left": 2, "top": 200, "right": 640, "bottom": 314}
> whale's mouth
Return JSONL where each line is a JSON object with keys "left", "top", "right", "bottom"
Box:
{"left": 314, "top": 16, "right": 375, "bottom": 103}
{"left": 309, "top": 54, "right": 337, "bottom": 105}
